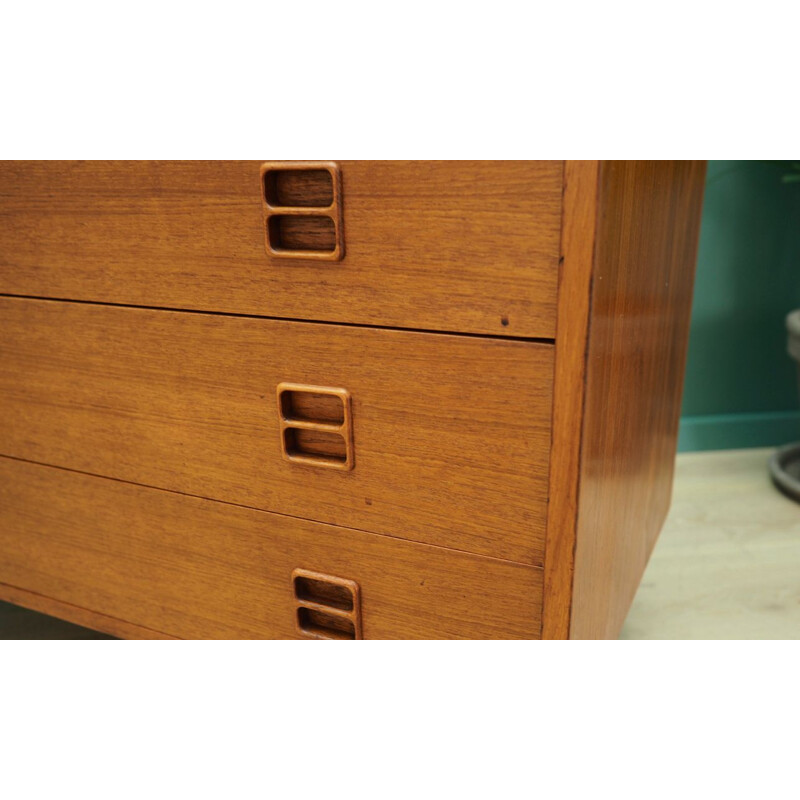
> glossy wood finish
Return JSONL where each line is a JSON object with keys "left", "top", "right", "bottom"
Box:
{"left": 541, "top": 160, "right": 600, "bottom": 640}
{"left": 0, "top": 297, "right": 553, "bottom": 564}
{"left": 566, "top": 160, "right": 706, "bottom": 639}
{"left": 0, "top": 160, "right": 707, "bottom": 639}
{"left": 0, "top": 160, "right": 562, "bottom": 338}
{"left": 0, "top": 458, "right": 543, "bottom": 639}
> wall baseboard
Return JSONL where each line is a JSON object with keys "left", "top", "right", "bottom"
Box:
{"left": 678, "top": 410, "right": 800, "bottom": 452}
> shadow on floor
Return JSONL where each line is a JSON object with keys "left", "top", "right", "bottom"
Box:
{"left": 0, "top": 600, "right": 116, "bottom": 640}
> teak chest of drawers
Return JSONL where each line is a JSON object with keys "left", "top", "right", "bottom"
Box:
{"left": 0, "top": 160, "right": 706, "bottom": 639}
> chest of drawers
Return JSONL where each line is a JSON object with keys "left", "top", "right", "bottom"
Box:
{"left": 0, "top": 160, "right": 706, "bottom": 639}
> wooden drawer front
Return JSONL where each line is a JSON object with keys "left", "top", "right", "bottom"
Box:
{"left": 0, "top": 160, "right": 562, "bottom": 338}
{"left": 0, "top": 459, "right": 543, "bottom": 639}
{"left": 0, "top": 298, "right": 553, "bottom": 565}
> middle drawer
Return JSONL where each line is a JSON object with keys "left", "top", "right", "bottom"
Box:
{"left": 0, "top": 297, "right": 553, "bottom": 565}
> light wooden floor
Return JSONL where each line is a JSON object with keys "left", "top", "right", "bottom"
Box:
{"left": 2, "top": 447, "right": 797, "bottom": 639}
{"left": 621, "top": 447, "right": 800, "bottom": 639}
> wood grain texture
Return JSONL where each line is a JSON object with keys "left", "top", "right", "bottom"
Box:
{"left": 292, "top": 569, "right": 362, "bottom": 640}
{"left": 0, "top": 458, "right": 543, "bottom": 639}
{"left": 541, "top": 161, "right": 599, "bottom": 639}
{"left": 0, "top": 583, "right": 176, "bottom": 639}
{"left": 261, "top": 161, "right": 344, "bottom": 260}
{"left": 0, "top": 297, "right": 553, "bottom": 564}
{"left": 0, "top": 160, "right": 707, "bottom": 639}
{"left": 568, "top": 161, "right": 706, "bottom": 639}
{"left": 0, "top": 160, "right": 562, "bottom": 338}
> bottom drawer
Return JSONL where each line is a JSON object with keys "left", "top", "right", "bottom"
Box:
{"left": 0, "top": 459, "right": 542, "bottom": 639}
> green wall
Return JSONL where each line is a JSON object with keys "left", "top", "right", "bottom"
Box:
{"left": 678, "top": 160, "right": 800, "bottom": 451}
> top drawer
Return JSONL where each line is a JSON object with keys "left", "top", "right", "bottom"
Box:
{"left": 0, "top": 160, "right": 562, "bottom": 338}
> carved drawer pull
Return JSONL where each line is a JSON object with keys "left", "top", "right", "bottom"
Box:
{"left": 277, "top": 382, "right": 354, "bottom": 470}
{"left": 292, "top": 569, "right": 362, "bottom": 640}
{"left": 260, "top": 161, "right": 344, "bottom": 261}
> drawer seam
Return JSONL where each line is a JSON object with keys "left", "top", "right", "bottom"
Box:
{"left": 0, "top": 453, "right": 546, "bottom": 571}
{"left": 0, "top": 581, "right": 179, "bottom": 640}
{"left": 0, "top": 292, "right": 556, "bottom": 344}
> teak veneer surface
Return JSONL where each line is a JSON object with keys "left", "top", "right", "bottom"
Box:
{"left": 541, "top": 160, "right": 600, "bottom": 640}
{"left": 0, "top": 159, "right": 707, "bottom": 639}
{"left": 554, "top": 160, "right": 706, "bottom": 639}
{"left": 0, "top": 160, "right": 562, "bottom": 338}
{"left": 0, "top": 583, "right": 177, "bottom": 640}
{"left": 0, "top": 297, "right": 553, "bottom": 565}
{"left": 0, "top": 458, "right": 543, "bottom": 639}
{"left": 567, "top": 160, "right": 705, "bottom": 639}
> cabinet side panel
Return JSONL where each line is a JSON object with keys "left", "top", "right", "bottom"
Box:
{"left": 542, "top": 161, "right": 599, "bottom": 639}
{"left": 570, "top": 161, "right": 706, "bottom": 640}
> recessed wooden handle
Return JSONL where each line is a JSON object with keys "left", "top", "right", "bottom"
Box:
{"left": 277, "top": 382, "right": 354, "bottom": 470}
{"left": 292, "top": 569, "right": 362, "bottom": 640}
{"left": 260, "top": 162, "right": 344, "bottom": 261}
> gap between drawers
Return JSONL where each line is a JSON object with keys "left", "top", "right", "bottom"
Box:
{"left": 0, "top": 453, "right": 547, "bottom": 571}
{"left": 0, "top": 293, "right": 556, "bottom": 345}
